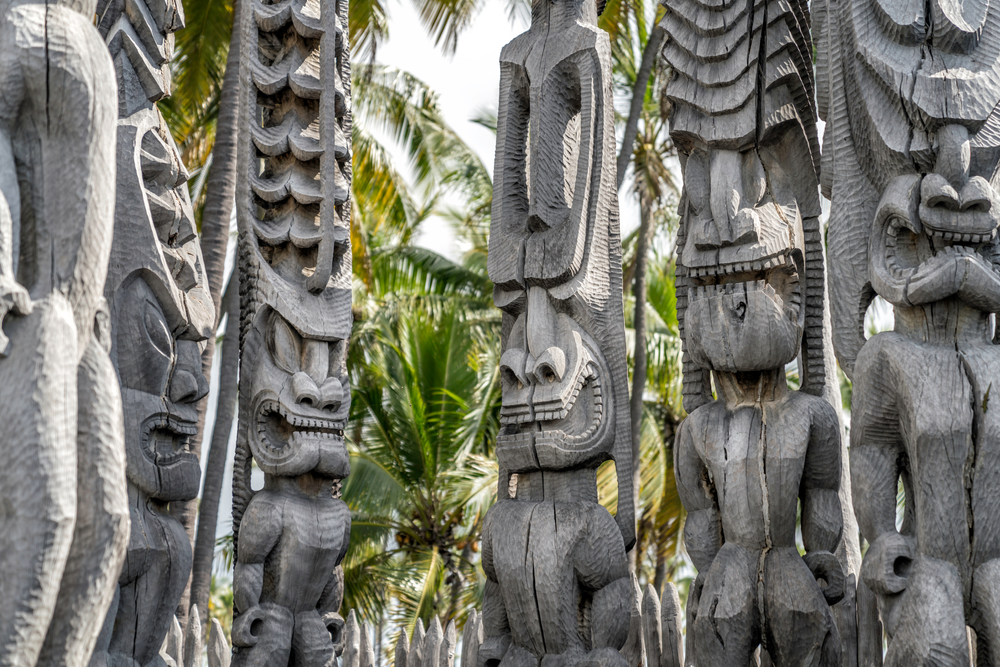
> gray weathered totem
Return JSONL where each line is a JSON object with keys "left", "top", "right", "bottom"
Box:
{"left": 660, "top": 0, "right": 856, "bottom": 663}
{"left": 231, "top": 0, "right": 353, "bottom": 659}
{"left": 0, "top": 0, "right": 129, "bottom": 663}
{"left": 479, "top": 0, "right": 636, "bottom": 663}
{"left": 816, "top": 0, "right": 1000, "bottom": 662}
{"left": 90, "top": 0, "right": 217, "bottom": 659}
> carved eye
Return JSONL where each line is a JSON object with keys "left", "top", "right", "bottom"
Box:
{"left": 742, "top": 150, "right": 767, "bottom": 208}
{"left": 143, "top": 300, "right": 173, "bottom": 359}
{"left": 684, "top": 150, "right": 709, "bottom": 215}
{"left": 328, "top": 339, "right": 346, "bottom": 378}
{"left": 268, "top": 313, "right": 302, "bottom": 375}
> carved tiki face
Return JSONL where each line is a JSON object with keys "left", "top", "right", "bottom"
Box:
{"left": 107, "top": 109, "right": 214, "bottom": 501}
{"left": 661, "top": 0, "right": 823, "bottom": 381}
{"left": 488, "top": 0, "right": 634, "bottom": 545}
{"left": 243, "top": 307, "right": 350, "bottom": 479}
{"left": 817, "top": 0, "right": 1000, "bottom": 362}
{"left": 235, "top": 0, "right": 353, "bottom": 484}
{"left": 676, "top": 131, "right": 812, "bottom": 373}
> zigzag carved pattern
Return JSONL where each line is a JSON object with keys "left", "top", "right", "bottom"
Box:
{"left": 246, "top": 0, "right": 351, "bottom": 288}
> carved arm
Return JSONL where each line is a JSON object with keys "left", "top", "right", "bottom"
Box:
{"left": 233, "top": 496, "right": 283, "bottom": 614}
{"left": 800, "top": 400, "right": 846, "bottom": 604}
{"left": 674, "top": 418, "right": 722, "bottom": 573}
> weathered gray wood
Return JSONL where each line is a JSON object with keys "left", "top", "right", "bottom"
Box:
{"left": 231, "top": 0, "right": 353, "bottom": 658}
{"left": 208, "top": 619, "right": 233, "bottom": 667}
{"left": 637, "top": 583, "right": 684, "bottom": 667}
{"left": 658, "top": 0, "right": 855, "bottom": 659}
{"left": 481, "top": 0, "right": 634, "bottom": 663}
{"left": 91, "top": 0, "right": 217, "bottom": 654}
{"left": 816, "top": 0, "right": 1000, "bottom": 660}
{"left": 0, "top": 0, "right": 128, "bottom": 663}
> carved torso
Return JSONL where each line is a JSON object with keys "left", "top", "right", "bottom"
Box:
{"left": 482, "top": 491, "right": 629, "bottom": 661}
{"left": 114, "top": 494, "right": 193, "bottom": 666}
{"left": 241, "top": 487, "right": 351, "bottom": 612}
{"left": 686, "top": 391, "right": 834, "bottom": 552}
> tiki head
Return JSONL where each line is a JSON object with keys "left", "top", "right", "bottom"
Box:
{"left": 489, "top": 0, "right": 634, "bottom": 547}
{"left": 661, "top": 0, "right": 826, "bottom": 407}
{"left": 816, "top": 0, "right": 1000, "bottom": 369}
{"left": 106, "top": 110, "right": 214, "bottom": 502}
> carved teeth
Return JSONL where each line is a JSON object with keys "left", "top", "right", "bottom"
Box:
{"left": 255, "top": 400, "right": 344, "bottom": 453}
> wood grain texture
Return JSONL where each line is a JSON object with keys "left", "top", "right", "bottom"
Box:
{"left": 816, "top": 0, "right": 1000, "bottom": 660}
{"left": 657, "top": 0, "right": 860, "bottom": 658}
{"left": 89, "top": 0, "right": 216, "bottom": 657}
{"left": 231, "top": 0, "right": 353, "bottom": 660}
{"left": 482, "top": 0, "right": 634, "bottom": 663}
{"left": 0, "top": 0, "right": 127, "bottom": 663}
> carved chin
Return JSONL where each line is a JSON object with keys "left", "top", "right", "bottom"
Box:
{"left": 250, "top": 399, "right": 349, "bottom": 478}
{"left": 686, "top": 282, "right": 801, "bottom": 372}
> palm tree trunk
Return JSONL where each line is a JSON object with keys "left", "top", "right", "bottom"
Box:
{"left": 190, "top": 278, "right": 240, "bottom": 626}
{"left": 616, "top": 26, "right": 665, "bottom": 191}
{"left": 628, "top": 190, "right": 654, "bottom": 573}
{"left": 172, "top": 1, "right": 242, "bottom": 625}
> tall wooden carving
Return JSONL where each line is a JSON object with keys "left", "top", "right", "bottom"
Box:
{"left": 659, "top": 0, "right": 854, "bottom": 663}
{"left": 92, "top": 0, "right": 217, "bottom": 658}
{"left": 816, "top": 0, "right": 1000, "bottom": 661}
{"left": 0, "top": 0, "right": 129, "bottom": 663}
{"left": 479, "top": 0, "right": 636, "bottom": 663}
{"left": 231, "top": 0, "right": 353, "bottom": 658}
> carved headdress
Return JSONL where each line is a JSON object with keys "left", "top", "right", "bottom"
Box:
{"left": 659, "top": 0, "right": 828, "bottom": 409}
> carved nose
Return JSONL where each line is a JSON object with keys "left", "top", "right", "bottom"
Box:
{"left": 531, "top": 348, "right": 566, "bottom": 384}
{"left": 291, "top": 372, "right": 342, "bottom": 412}
{"left": 171, "top": 341, "right": 208, "bottom": 404}
{"left": 170, "top": 369, "right": 204, "bottom": 404}
{"left": 705, "top": 151, "right": 760, "bottom": 248}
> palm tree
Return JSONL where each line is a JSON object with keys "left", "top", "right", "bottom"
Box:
{"left": 343, "top": 287, "right": 501, "bottom": 633}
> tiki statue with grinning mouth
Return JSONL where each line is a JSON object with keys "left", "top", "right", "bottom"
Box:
{"left": 816, "top": 0, "right": 1000, "bottom": 660}
{"left": 660, "top": 0, "right": 852, "bottom": 662}
{"left": 478, "top": 0, "right": 636, "bottom": 663}
{"left": 230, "top": 0, "right": 353, "bottom": 661}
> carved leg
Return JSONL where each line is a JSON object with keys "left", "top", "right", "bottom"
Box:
{"left": 685, "top": 573, "right": 704, "bottom": 667}
{"left": 0, "top": 296, "right": 78, "bottom": 666}
{"left": 39, "top": 336, "right": 129, "bottom": 666}
{"left": 971, "top": 559, "right": 1000, "bottom": 666}
{"left": 693, "top": 543, "right": 759, "bottom": 667}
{"left": 232, "top": 603, "right": 294, "bottom": 667}
{"left": 881, "top": 556, "right": 968, "bottom": 667}
{"left": 590, "top": 576, "right": 631, "bottom": 652}
{"left": 762, "top": 548, "right": 839, "bottom": 667}
{"left": 292, "top": 610, "right": 335, "bottom": 666}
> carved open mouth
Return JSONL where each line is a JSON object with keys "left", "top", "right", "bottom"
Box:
{"left": 499, "top": 361, "right": 604, "bottom": 438}
{"left": 687, "top": 252, "right": 801, "bottom": 321}
{"left": 141, "top": 415, "right": 198, "bottom": 466}
{"left": 888, "top": 214, "right": 998, "bottom": 246}
{"left": 686, "top": 251, "right": 792, "bottom": 279}
{"left": 255, "top": 399, "right": 344, "bottom": 454}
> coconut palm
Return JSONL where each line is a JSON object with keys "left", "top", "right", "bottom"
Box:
{"left": 343, "top": 288, "right": 501, "bottom": 633}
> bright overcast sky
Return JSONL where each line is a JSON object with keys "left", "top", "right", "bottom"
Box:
{"left": 374, "top": 0, "right": 526, "bottom": 260}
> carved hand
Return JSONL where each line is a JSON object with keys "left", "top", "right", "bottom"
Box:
{"left": 0, "top": 276, "right": 32, "bottom": 356}
{"left": 907, "top": 246, "right": 970, "bottom": 304}
{"left": 860, "top": 532, "right": 916, "bottom": 596}
{"left": 802, "top": 550, "right": 845, "bottom": 605}
{"left": 956, "top": 247, "right": 1000, "bottom": 312}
